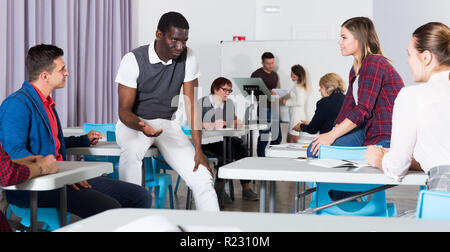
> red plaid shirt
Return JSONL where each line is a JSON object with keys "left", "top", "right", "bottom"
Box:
{"left": 0, "top": 142, "right": 30, "bottom": 232}
{"left": 334, "top": 55, "right": 404, "bottom": 146}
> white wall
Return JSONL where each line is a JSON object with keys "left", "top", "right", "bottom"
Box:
{"left": 255, "top": 0, "right": 372, "bottom": 41}
{"left": 134, "top": 0, "right": 256, "bottom": 94}
{"left": 373, "top": 0, "right": 450, "bottom": 86}
{"left": 134, "top": 0, "right": 373, "bottom": 93}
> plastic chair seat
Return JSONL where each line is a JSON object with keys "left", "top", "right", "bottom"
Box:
{"left": 7, "top": 204, "right": 70, "bottom": 231}
{"left": 308, "top": 145, "right": 396, "bottom": 217}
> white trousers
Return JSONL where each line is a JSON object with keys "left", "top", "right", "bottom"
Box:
{"left": 116, "top": 118, "right": 219, "bottom": 212}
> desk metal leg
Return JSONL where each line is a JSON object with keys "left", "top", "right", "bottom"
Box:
{"left": 269, "top": 181, "right": 276, "bottom": 213}
{"left": 259, "top": 181, "right": 266, "bottom": 213}
{"left": 300, "top": 182, "right": 306, "bottom": 211}
{"left": 223, "top": 139, "right": 227, "bottom": 164}
{"left": 30, "top": 191, "right": 38, "bottom": 232}
{"left": 294, "top": 182, "right": 299, "bottom": 213}
{"left": 59, "top": 185, "right": 68, "bottom": 227}
{"left": 141, "top": 160, "right": 146, "bottom": 187}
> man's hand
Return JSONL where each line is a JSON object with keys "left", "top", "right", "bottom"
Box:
{"left": 193, "top": 151, "right": 214, "bottom": 178}
{"left": 87, "top": 130, "right": 103, "bottom": 145}
{"left": 139, "top": 121, "right": 163, "bottom": 137}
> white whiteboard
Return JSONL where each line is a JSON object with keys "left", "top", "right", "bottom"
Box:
{"left": 220, "top": 40, "right": 353, "bottom": 119}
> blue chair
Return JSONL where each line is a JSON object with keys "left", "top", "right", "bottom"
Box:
{"left": 416, "top": 190, "right": 450, "bottom": 220}
{"left": 106, "top": 131, "right": 174, "bottom": 209}
{"left": 308, "top": 145, "right": 396, "bottom": 217}
{"left": 83, "top": 123, "right": 119, "bottom": 180}
{"left": 7, "top": 204, "right": 70, "bottom": 231}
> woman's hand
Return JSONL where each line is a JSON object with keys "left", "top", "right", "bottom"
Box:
{"left": 365, "top": 145, "right": 388, "bottom": 170}
{"left": 292, "top": 123, "right": 302, "bottom": 132}
{"left": 310, "top": 131, "right": 338, "bottom": 156}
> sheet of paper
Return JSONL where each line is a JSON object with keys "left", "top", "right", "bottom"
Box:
{"left": 308, "top": 159, "right": 368, "bottom": 169}
{"left": 271, "top": 143, "right": 309, "bottom": 150}
{"left": 272, "top": 89, "right": 289, "bottom": 97}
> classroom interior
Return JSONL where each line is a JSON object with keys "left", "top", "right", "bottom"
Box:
{"left": 0, "top": 0, "right": 449, "bottom": 233}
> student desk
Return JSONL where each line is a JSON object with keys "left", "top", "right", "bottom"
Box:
{"left": 218, "top": 157, "right": 428, "bottom": 213}
{"left": 66, "top": 142, "right": 160, "bottom": 158}
{"left": 2, "top": 161, "right": 113, "bottom": 232}
{"left": 55, "top": 208, "right": 450, "bottom": 232}
{"left": 62, "top": 127, "right": 224, "bottom": 144}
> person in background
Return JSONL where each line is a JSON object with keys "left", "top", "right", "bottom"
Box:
{"left": 365, "top": 22, "right": 450, "bottom": 181}
{"left": 293, "top": 73, "right": 345, "bottom": 135}
{"left": 0, "top": 44, "right": 152, "bottom": 220}
{"left": 308, "top": 17, "right": 404, "bottom": 157}
{"left": 251, "top": 52, "right": 282, "bottom": 157}
{"left": 281, "top": 64, "right": 308, "bottom": 143}
{"left": 200, "top": 77, "right": 259, "bottom": 208}
{"left": 0, "top": 143, "right": 57, "bottom": 232}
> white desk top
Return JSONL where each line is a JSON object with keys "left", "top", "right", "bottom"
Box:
{"left": 62, "top": 127, "right": 224, "bottom": 145}
{"left": 66, "top": 142, "right": 160, "bottom": 158}
{"left": 219, "top": 157, "right": 427, "bottom": 186}
{"left": 55, "top": 208, "right": 450, "bottom": 232}
{"left": 266, "top": 144, "right": 308, "bottom": 158}
{"left": 2, "top": 161, "right": 113, "bottom": 191}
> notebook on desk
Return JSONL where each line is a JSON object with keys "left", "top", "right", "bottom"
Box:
{"left": 307, "top": 159, "right": 368, "bottom": 169}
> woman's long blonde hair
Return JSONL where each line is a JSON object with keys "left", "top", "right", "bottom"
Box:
{"left": 342, "top": 17, "right": 384, "bottom": 74}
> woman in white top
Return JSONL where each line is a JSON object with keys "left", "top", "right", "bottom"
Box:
{"left": 365, "top": 22, "right": 450, "bottom": 181}
{"left": 281, "top": 64, "right": 308, "bottom": 143}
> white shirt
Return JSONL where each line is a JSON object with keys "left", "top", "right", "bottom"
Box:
{"left": 382, "top": 71, "right": 450, "bottom": 181}
{"left": 284, "top": 84, "right": 308, "bottom": 136}
{"left": 115, "top": 41, "right": 201, "bottom": 88}
{"left": 353, "top": 75, "right": 359, "bottom": 105}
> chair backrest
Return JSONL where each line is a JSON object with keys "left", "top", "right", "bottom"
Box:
{"left": 106, "top": 131, "right": 116, "bottom": 142}
{"left": 318, "top": 145, "right": 367, "bottom": 161}
{"left": 416, "top": 190, "right": 450, "bottom": 220}
{"left": 83, "top": 123, "right": 115, "bottom": 134}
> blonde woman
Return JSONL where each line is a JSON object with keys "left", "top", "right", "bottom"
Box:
{"left": 365, "top": 22, "right": 450, "bottom": 181}
{"left": 281, "top": 65, "right": 308, "bottom": 143}
{"left": 308, "top": 17, "right": 404, "bottom": 157}
{"left": 293, "top": 73, "right": 345, "bottom": 135}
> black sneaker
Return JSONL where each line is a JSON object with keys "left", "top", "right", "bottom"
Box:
{"left": 242, "top": 188, "right": 259, "bottom": 201}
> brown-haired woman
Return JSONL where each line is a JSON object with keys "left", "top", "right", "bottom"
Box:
{"left": 308, "top": 17, "right": 404, "bottom": 157}
{"left": 281, "top": 64, "right": 309, "bottom": 143}
{"left": 365, "top": 22, "right": 450, "bottom": 181}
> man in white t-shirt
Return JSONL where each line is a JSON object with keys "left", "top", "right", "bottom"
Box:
{"left": 114, "top": 12, "right": 219, "bottom": 211}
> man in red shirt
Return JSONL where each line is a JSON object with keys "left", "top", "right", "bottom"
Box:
{"left": 0, "top": 44, "right": 152, "bottom": 221}
{"left": 0, "top": 143, "right": 57, "bottom": 232}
